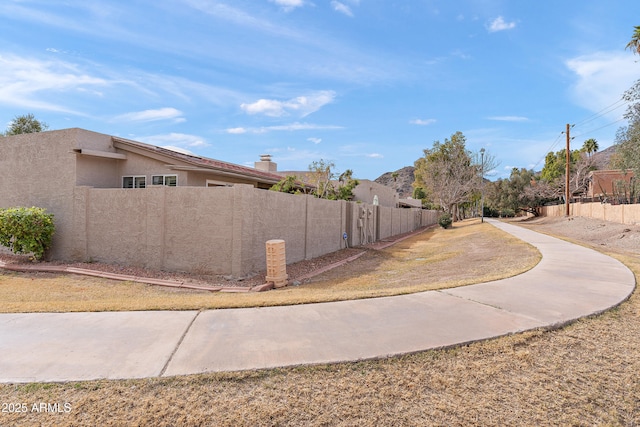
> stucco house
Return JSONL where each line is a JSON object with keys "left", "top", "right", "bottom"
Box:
{"left": 69, "top": 129, "right": 289, "bottom": 190}
{"left": 0, "top": 128, "right": 304, "bottom": 266}
{"left": 586, "top": 169, "right": 636, "bottom": 202}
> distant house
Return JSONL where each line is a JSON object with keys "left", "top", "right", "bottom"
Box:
{"left": 586, "top": 170, "right": 636, "bottom": 202}
{"left": 351, "top": 179, "right": 399, "bottom": 207}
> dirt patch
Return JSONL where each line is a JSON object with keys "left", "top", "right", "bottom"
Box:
{"left": 513, "top": 215, "right": 640, "bottom": 255}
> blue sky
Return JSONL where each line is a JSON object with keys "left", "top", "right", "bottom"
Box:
{"left": 1, "top": 1, "right": 639, "bottom": 180}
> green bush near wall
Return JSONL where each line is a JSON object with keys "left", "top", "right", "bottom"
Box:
{"left": 0, "top": 207, "right": 55, "bottom": 260}
{"left": 438, "top": 212, "right": 452, "bottom": 229}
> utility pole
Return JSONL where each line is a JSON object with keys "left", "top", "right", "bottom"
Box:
{"left": 565, "top": 123, "right": 571, "bottom": 216}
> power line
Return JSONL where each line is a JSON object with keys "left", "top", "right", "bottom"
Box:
{"left": 531, "top": 131, "right": 564, "bottom": 170}
{"left": 573, "top": 98, "right": 628, "bottom": 128}
{"left": 571, "top": 117, "right": 626, "bottom": 140}
{"left": 522, "top": 96, "right": 631, "bottom": 174}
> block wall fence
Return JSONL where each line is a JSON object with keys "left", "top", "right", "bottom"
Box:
{"left": 65, "top": 185, "right": 438, "bottom": 277}
{"left": 539, "top": 202, "right": 640, "bottom": 225}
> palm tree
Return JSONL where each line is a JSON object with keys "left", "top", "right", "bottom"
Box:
{"left": 626, "top": 25, "right": 640, "bottom": 55}
{"left": 582, "top": 138, "right": 599, "bottom": 157}
{"left": 391, "top": 171, "right": 399, "bottom": 191}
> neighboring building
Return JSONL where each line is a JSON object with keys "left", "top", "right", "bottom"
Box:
{"left": 0, "top": 126, "right": 296, "bottom": 197}
{"left": 351, "top": 179, "right": 399, "bottom": 208}
{"left": 0, "top": 128, "right": 299, "bottom": 262}
{"left": 586, "top": 170, "right": 636, "bottom": 201}
{"left": 397, "top": 198, "right": 423, "bottom": 208}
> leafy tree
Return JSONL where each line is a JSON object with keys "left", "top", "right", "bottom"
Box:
{"left": 484, "top": 168, "right": 559, "bottom": 217}
{"left": 414, "top": 131, "right": 492, "bottom": 221}
{"left": 334, "top": 169, "right": 359, "bottom": 201}
{"left": 540, "top": 147, "right": 596, "bottom": 198}
{"left": 3, "top": 113, "right": 49, "bottom": 136}
{"left": 626, "top": 25, "right": 640, "bottom": 55}
{"left": 270, "top": 175, "right": 306, "bottom": 194}
{"left": 540, "top": 149, "right": 578, "bottom": 183}
{"left": 272, "top": 160, "right": 359, "bottom": 201}
{"left": 308, "top": 159, "right": 335, "bottom": 199}
{"left": 412, "top": 186, "right": 426, "bottom": 200}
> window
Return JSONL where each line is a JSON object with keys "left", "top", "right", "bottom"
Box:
{"left": 206, "top": 179, "right": 233, "bottom": 187}
{"left": 123, "top": 176, "right": 146, "bottom": 188}
{"left": 152, "top": 175, "right": 177, "bottom": 186}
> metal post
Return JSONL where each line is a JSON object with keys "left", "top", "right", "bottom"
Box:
{"left": 566, "top": 123, "right": 571, "bottom": 216}
{"left": 480, "top": 148, "right": 485, "bottom": 223}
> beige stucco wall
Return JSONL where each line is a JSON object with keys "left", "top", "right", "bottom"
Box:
{"left": 69, "top": 185, "right": 438, "bottom": 276}
{"left": 540, "top": 202, "right": 640, "bottom": 226}
{"left": 0, "top": 129, "right": 82, "bottom": 259}
{"left": 239, "top": 187, "right": 308, "bottom": 273}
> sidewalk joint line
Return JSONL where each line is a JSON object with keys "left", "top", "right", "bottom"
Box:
{"left": 160, "top": 310, "right": 201, "bottom": 377}
{"left": 437, "top": 289, "right": 544, "bottom": 323}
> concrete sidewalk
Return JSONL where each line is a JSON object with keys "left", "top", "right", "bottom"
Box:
{"left": 0, "top": 220, "right": 635, "bottom": 383}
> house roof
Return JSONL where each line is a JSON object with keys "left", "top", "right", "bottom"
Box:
{"left": 112, "top": 136, "right": 286, "bottom": 185}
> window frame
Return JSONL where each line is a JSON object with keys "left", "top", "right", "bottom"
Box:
{"left": 122, "top": 175, "right": 146, "bottom": 189}
{"left": 151, "top": 174, "right": 178, "bottom": 186}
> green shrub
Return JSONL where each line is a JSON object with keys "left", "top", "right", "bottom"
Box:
{"left": 438, "top": 212, "right": 452, "bottom": 229}
{"left": 501, "top": 208, "right": 516, "bottom": 218}
{"left": 0, "top": 207, "right": 55, "bottom": 260}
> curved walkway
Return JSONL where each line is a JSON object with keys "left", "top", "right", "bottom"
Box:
{"left": 0, "top": 220, "right": 635, "bottom": 383}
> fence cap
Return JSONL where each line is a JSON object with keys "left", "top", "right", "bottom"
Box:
{"left": 266, "top": 239, "right": 285, "bottom": 244}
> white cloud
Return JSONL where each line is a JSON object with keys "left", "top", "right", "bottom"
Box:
{"left": 487, "top": 116, "right": 530, "bottom": 122}
{"left": 270, "top": 0, "right": 304, "bottom": 11}
{"left": 566, "top": 51, "right": 638, "bottom": 116}
{"left": 308, "top": 137, "right": 322, "bottom": 144}
{"left": 487, "top": 16, "right": 516, "bottom": 33}
{"left": 367, "top": 153, "right": 384, "bottom": 158}
{"left": 241, "top": 98, "right": 286, "bottom": 117}
{"left": 227, "top": 122, "right": 343, "bottom": 134}
{"left": 410, "top": 118, "right": 437, "bottom": 126}
{"left": 114, "top": 107, "right": 185, "bottom": 123}
{"left": 0, "top": 53, "right": 108, "bottom": 113}
{"left": 241, "top": 90, "right": 336, "bottom": 117}
{"left": 226, "top": 127, "right": 247, "bottom": 134}
{"left": 138, "top": 133, "right": 210, "bottom": 149}
{"left": 331, "top": 1, "right": 353, "bottom": 17}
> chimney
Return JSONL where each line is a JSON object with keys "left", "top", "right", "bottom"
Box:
{"left": 255, "top": 154, "right": 277, "bottom": 172}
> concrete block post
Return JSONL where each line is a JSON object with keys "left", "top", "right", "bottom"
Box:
{"left": 265, "top": 239, "right": 288, "bottom": 288}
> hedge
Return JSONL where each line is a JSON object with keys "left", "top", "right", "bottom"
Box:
{"left": 0, "top": 207, "right": 55, "bottom": 260}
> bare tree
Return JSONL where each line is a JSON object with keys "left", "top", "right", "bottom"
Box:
{"left": 308, "top": 159, "right": 334, "bottom": 199}
{"left": 414, "top": 131, "right": 496, "bottom": 221}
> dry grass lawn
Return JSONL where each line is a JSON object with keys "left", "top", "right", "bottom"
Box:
{"left": 0, "top": 219, "right": 540, "bottom": 312}
{"left": 1, "top": 218, "right": 639, "bottom": 426}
